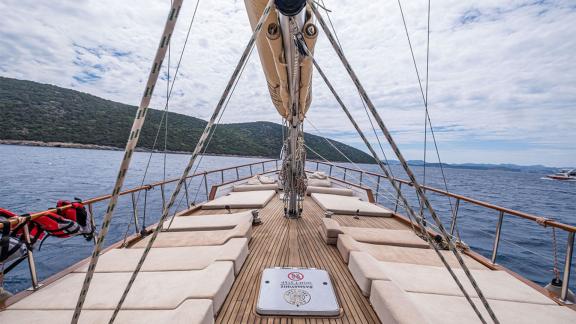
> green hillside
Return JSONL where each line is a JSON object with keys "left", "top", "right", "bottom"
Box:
{"left": 0, "top": 77, "right": 374, "bottom": 163}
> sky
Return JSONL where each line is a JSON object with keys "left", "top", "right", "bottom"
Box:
{"left": 0, "top": 0, "right": 574, "bottom": 167}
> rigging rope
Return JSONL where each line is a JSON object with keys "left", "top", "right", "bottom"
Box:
{"left": 166, "top": 44, "right": 256, "bottom": 230}
{"left": 107, "top": 2, "right": 274, "bottom": 322}
{"left": 71, "top": 2, "right": 185, "bottom": 323}
{"left": 395, "top": 0, "right": 455, "bottom": 222}
{"left": 422, "top": 0, "right": 431, "bottom": 191}
{"left": 119, "top": 0, "right": 201, "bottom": 246}
{"left": 308, "top": 2, "right": 499, "bottom": 322}
{"left": 319, "top": 0, "right": 397, "bottom": 182}
{"left": 303, "top": 142, "right": 425, "bottom": 235}
{"left": 304, "top": 118, "right": 456, "bottom": 237}
{"left": 306, "top": 49, "right": 492, "bottom": 320}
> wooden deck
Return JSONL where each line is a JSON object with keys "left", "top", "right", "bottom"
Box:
{"left": 192, "top": 194, "right": 411, "bottom": 324}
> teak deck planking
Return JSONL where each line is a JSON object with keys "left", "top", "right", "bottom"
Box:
{"left": 192, "top": 194, "right": 408, "bottom": 324}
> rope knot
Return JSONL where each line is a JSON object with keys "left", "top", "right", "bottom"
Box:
{"left": 536, "top": 217, "right": 550, "bottom": 227}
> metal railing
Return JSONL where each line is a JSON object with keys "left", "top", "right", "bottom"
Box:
{"left": 0, "top": 159, "right": 278, "bottom": 291}
{"left": 2, "top": 158, "right": 574, "bottom": 303}
{"left": 308, "top": 160, "right": 576, "bottom": 302}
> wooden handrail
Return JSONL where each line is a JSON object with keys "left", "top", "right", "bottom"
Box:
{"left": 0, "top": 159, "right": 278, "bottom": 229}
{"left": 311, "top": 160, "right": 576, "bottom": 233}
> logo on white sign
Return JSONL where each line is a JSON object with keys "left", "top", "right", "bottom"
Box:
{"left": 283, "top": 289, "right": 311, "bottom": 306}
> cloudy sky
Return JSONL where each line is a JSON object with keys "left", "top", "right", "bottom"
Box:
{"left": 1, "top": 0, "right": 574, "bottom": 167}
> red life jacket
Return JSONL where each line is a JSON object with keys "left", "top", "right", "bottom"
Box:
{"left": 0, "top": 208, "right": 28, "bottom": 263}
{"left": 0, "top": 201, "right": 94, "bottom": 265}
{"left": 0, "top": 208, "right": 45, "bottom": 244}
{"left": 0, "top": 201, "right": 93, "bottom": 249}
{"left": 56, "top": 200, "right": 94, "bottom": 240}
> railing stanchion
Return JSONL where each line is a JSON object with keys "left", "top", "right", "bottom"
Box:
{"left": 236, "top": 167, "right": 240, "bottom": 180}
{"left": 87, "top": 203, "right": 97, "bottom": 244}
{"left": 275, "top": 159, "right": 279, "bottom": 170}
{"left": 561, "top": 232, "right": 574, "bottom": 302}
{"left": 183, "top": 180, "right": 190, "bottom": 207}
{"left": 394, "top": 182, "right": 402, "bottom": 213}
{"left": 204, "top": 172, "right": 209, "bottom": 200}
{"left": 160, "top": 184, "right": 166, "bottom": 211}
{"left": 249, "top": 165, "right": 253, "bottom": 176}
{"left": 316, "top": 161, "right": 319, "bottom": 171}
{"left": 329, "top": 165, "right": 333, "bottom": 176}
{"left": 262, "top": 161, "right": 266, "bottom": 173}
{"left": 359, "top": 171, "right": 363, "bottom": 186}
{"left": 343, "top": 168, "right": 347, "bottom": 181}
{"left": 491, "top": 211, "right": 505, "bottom": 264}
{"left": 130, "top": 192, "right": 140, "bottom": 234}
{"left": 375, "top": 176, "right": 380, "bottom": 203}
{"left": 22, "top": 223, "right": 39, "bottom": 290}
{"left": 450, "top": 198, "right": 461, "bottom": 237}
{"left": 221, "top": 170, "right": 225, "bottom": 183}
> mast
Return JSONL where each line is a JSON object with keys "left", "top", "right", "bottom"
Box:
{"left": 244, "top": 0, "right": 317, "bottom": 218}
{"left": 277, "top": 0, "right": 307, "bottom": 217}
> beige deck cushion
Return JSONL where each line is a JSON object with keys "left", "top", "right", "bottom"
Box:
{"left": 380, "top": 261, "right": 555, "bottom": 305}
{"left": 337, "top": 234, "right": 365, "bottom": 263}
{"left": 307, "top": 178, "right": 331, "bottom": 187}
{"left": 233, "top": 184, "right": 278, "bottom": 192}
{"left": 321, "top": 218, "right": 344, "bottom": 244}
{"left": 311, "top": 193, "right": 392, "bottom": 217}
{"left": 337, "top": 234, "right": 486, "bottom": 270}
{"left": 344, "top": 227, "right": 428, "bottom": 248}
{"left": 0, "top": 299, "right": 214, "bottom": 324}
{"left": 167, "top": 211, "right": 253, "bottom": 231}
{"left": 308, "top": 171, "right": 328, "bottom": 179}
{"left": 75, "top": 238, "right": 248, "bottom": 275}
{"left": 409, "top": 293, "right": 576, "bottom": 324}
{"left": 132, "top": 222, "right": 252, "bottom": 248}
{"left": 331, "top": 232, "right": 435, "bottom": 263}
{"left": 370, "top": 281, "right": 430, "bottom": 324}
{"left": 348, "top": 251, "right": 390, "bottom": 296}
{"left": 306, "top": 186, "right": 354, "bottom": 196}
{"left": 257, "top": 175, "right": 276, "bottom": 184}
{"left": 10, "top": 262, "right": 234, "bottom": 315}
{"left": 202, "top": 190, "right": 275, "bottom": 210}
{"left": 362, "top": 242, "right": 487, "bottom": 269}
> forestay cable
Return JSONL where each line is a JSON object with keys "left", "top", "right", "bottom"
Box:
{"left": 107, "top": 2, "right": 275, "bottom": 322}
{"left": 71, "top": 2, "right": 185, "bottom": 323}
{"left": 308, "top": 2, "right": 499, "bottom": 323}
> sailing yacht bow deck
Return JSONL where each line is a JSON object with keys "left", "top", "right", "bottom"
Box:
{"left": 1, "top": 0, "right": 575, "bottom": 323}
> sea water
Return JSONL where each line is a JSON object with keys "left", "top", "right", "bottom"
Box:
{"left": 0, "top": 144, "right": 574, "bottom": 294}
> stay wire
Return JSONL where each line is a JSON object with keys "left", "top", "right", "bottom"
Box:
{"left": 396, "top": 0, "right": 455, "bottom": 220}
{"left": 120, "top": 0, "right": 201, "bottom": 244}
{"left": 167, "top": 43, "right": 256, "bottom": 229}
{"left": 319, "top": 0, "right": 397, "bottom": 182}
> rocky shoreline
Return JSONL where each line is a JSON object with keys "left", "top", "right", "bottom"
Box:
{"left": 0, "top": 139, "right": 274, "bottom": 159}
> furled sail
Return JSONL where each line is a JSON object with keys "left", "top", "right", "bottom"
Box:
{"left": 244, "top": 0, "right": 317, "bottom": 122}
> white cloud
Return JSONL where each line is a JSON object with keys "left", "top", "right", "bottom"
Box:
{"left": 0, "top": 0, "right": 574, "bottom": 166}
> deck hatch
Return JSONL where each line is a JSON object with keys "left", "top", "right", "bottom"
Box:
{"left": 256, "top": 267, "right": 340, "bottom": 316}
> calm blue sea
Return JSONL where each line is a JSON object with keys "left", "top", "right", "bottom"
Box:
{"left": 0, "top": 144, "right": 574, "bottom": 294}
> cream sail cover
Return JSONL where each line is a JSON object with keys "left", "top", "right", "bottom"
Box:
{"left": 244, "top": 0, "right": 317, "bottom": 121}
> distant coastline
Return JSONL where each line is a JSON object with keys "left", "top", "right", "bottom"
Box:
{"left": 0, "top": 140, "right": 272, "bottom": 159}
{"left": 1, "top": 140, "right": 568, "bottom": 173}
{"left": 0, "top": 139, "right": 122, "bottom": 151}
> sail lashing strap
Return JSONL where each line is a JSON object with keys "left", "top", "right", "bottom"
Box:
{"left": 70, "top": 2, "right": 185, "bottom": 323}
{"left": 106, "top": 1, "right": 275, "bottom": 323}
{"left": 307, "top": 2, "right": 499, "bottom": 323}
